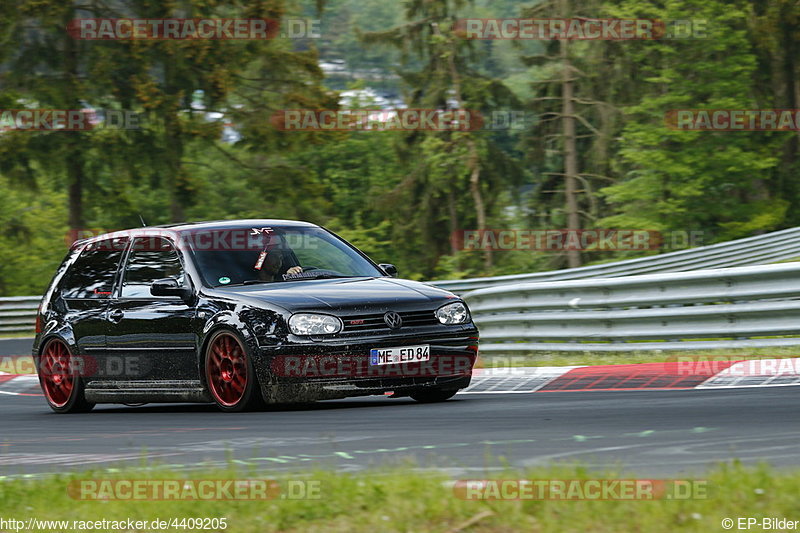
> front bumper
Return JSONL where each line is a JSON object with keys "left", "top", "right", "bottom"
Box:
{"left": 252, "top": 329, "right": 479, "bottom": 402}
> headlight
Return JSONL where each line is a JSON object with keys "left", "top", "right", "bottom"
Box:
{"left": 435, "top": 302, "right": 470, "bottom": 325}
{"left": 288, "top": 313, "right": 343, "bottom": 335}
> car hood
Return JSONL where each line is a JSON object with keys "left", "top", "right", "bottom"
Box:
{"left": 209, "top": 277, "right": 459, "bottom": 314}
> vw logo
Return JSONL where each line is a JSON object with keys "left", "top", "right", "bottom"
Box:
{"left": 384, "top": 311, "right": 403, "bottom": 329}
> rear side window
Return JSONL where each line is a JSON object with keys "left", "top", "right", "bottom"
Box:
{"left": 61, "top": 238, "right": 129, "bottom": 299}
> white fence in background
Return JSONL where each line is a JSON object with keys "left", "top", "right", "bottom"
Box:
{"left": 464, "top": 262, "right": 800, "bottom": 352}
{"left": 0, "top": 296, "right": 40, "bottom": 334}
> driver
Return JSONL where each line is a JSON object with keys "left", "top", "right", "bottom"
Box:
{"left": 256, "top": 242, "right": 302, "bottom": 282}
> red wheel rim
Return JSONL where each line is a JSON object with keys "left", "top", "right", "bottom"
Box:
{"left": 40, "top": 339, "right": 75, "bottom": 408}
{"left": 206, "top": 333, "right": 248, "bottom": 407}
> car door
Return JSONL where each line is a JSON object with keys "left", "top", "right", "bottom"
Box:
{"left": 103, "top": 236, "right": 198, "bottom": 382}
{"left": 59, "top": 237, "right": 129, "bottom": 362}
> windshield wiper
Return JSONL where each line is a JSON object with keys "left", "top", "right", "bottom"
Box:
{"left": 225, "top": 274, "right": 356, "bottom": 286}
{"left": 217, "top": 280, "right": 272, "bottom": 286}
{"left": 282, "top": 273, "right": 353, "bottom": 281}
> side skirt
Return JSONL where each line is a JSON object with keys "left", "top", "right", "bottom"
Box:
{"left": 84, "top": 380, "right": 212, "bottom": 403}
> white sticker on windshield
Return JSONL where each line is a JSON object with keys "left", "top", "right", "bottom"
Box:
{"left": 254, "top": 250, "right": 267, "bottom": 270}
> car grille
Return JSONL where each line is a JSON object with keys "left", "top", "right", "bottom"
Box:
{"left": 342, "top": 310, "right": 439, "bottom": 333}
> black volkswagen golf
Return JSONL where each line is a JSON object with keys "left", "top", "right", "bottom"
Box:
{"left": 33, "top": 220, "right": 479, "bottom": 413}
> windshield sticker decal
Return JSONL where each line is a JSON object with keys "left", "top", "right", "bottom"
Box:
{"left": 218, "top": 276, "right": 231, "bottom": 285}
{"left": 254, "top": 250, "right": 268, "bottom": 270}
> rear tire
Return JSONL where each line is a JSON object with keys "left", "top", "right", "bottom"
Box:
{"left": 38, "top": 338, "right": 95, "bottom": 414}
{"left": 204, "top": 330, "right": 264, "bottom": 412}
{"left": 409, "top": 388, "right": 459, "bottom": 403}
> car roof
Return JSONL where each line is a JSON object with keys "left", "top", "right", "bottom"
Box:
{"left": 160, "top": 219, "right": 318, "bottom": 232}
{"left": 74, "top": 219, "right": 319, "bottom": 247}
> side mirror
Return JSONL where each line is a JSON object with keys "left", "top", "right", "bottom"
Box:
{"left": 151, "top": 278, "right": 191, "bottom": 299}
{"left": 378, "top": 263, "right": 398, "bottom": 278}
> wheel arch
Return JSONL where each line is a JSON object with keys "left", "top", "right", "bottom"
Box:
{"left": 197, "top": 311, "right": 260, "bottom": 389}
{"left": 35, "top": 328, "right": 78, "bottom": 367}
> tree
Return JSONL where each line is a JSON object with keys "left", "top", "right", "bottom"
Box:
{"left": 748, "top": 0, "right": 800, "bottom": 227}
{"left": 361, "top": 0, "right": 523, "bottom": 275}
{"left": 600, "top": 0, "right": 780, "bottom": 241}
{"left": 520, "top": 0, "right": 619, "bottom": 268}
{"left": 1, "top": 1, "right": 106, "bottom": 230}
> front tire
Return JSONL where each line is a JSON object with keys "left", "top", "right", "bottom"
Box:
{"left": 204, "top": 330, "right": 264, "bottom": 412}
{"left": 409, "top": 388, "right": 459, "bottom": 403}
{"left": 38, "top": 338, "right": 94, "bottom": 414}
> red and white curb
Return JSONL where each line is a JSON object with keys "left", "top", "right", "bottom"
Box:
{"left": 463, "top": 358, "right": 800, "bottom": 393}
{"left": 0, "top": 372, "right": 39, "bottom": 396}
{"left": 463, "top": 366, "right": 584, "bottom": 394}
{"left": 697, "top": 358, "right": 800, "bottom": 389}
{"left": 2, "top": 358, "right": 800, "bottom": 398}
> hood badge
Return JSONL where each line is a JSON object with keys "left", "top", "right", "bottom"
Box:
{"left": 384, "top": 311, "right": 403, "bottom": 329}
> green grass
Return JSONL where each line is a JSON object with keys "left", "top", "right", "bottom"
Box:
{"left": 480, "top": 345, "right": 800, "bottom": 368}
{"left": 0, "top": 462, "right": 797, "bottom": 532}
{"left": 0, "top": 332, "right": 33, "bottom": 339}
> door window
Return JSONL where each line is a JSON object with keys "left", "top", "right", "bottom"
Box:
{"left": 121, "top": 237, "right": 185, "bottom": 298}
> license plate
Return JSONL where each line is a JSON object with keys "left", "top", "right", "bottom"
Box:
{"left": 369, "top": 344, "right": 430, "bottom": 366}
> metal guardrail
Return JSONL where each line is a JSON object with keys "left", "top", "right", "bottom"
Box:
{"left": 0, "top": 296, "right": 40, "bottom": 335}
{"left": 464, "top": 262, "right": 800, "bottom": 352}
{"left": 431, "top": 226, "right": 800, "bottom": 293}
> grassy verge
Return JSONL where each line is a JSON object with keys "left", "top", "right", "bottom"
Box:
{"left": 480, "top": 345, "right": 800, "bottom": 368}
{"left": 0, "top": 462, "right": 796, "bottom": 532}
{"left": 0, "top": 333, "right": 33, "bottom": 340}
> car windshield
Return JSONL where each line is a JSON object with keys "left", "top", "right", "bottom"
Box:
{"left": 185, "top": 225, "right": 384, "bottom": 287}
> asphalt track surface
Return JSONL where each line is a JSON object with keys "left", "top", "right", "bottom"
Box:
{"left": 1, "top": 339, "right": 798, "bottom": 479}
